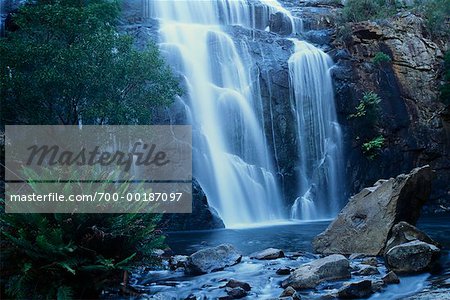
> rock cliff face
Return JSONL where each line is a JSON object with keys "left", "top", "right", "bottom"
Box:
{"left": 331, "top": 12, "right": 449, "bottom": 212}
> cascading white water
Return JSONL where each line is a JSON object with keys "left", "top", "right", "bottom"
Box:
{"left": 147, "top": 0, "right": 302, "bottom": 227}
{"left": 288, "top": 40, "right": 344, "bottom": 220}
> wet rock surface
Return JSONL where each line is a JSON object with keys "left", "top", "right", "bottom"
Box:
{"left": 281, "top": 254, "right": 350, "bottom": 289}
{"left": 385, "top": 240, "right": 441, "bottom": 273}
{"left": 313, "top": 166, "right": 433, "bottom": 255}
{"left": 250, "top": 248, "right": 285, "bottom": 260}
{"left": 337, "top": 280, "right": 373, "bottom": 299}
{"left": 185, "top": 244, "right": 242, "bottom": 275}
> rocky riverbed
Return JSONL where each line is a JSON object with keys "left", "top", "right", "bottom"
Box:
{"left": 101, "top": 166, "right": 449, "bottom": 299}
{"left": 103, "top": 215, "right": 449, "bottom": 300}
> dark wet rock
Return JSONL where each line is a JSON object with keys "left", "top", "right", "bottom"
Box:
{"left": 281, "top": 254, "right": 350, "bottom": 289}
{"left": 251, "top": 248, "right": 285, "bottom": 260}
{"left": 313, "top": 166, "right": 433, "bottom": 255}
{"left": 224, "top": 279, "right": 251, "bottom": 291}
{"left": 371, "top": 279, "right": 385, "bottom": 293}
{"left": 355, "top": 265, "right": 379, "bottom": 276}
{"left": 385, "top": 221, "right": 440, "bottom": 253}
{"left": 337, "top": 280, "right": 373, "bottom": 299}
{"left": 169, "top": 255, "right": 188, "bottom": 271}
{"left": 385, "top": 240, "right": 441, "bottom": 273}
{"left": 276, "top": 267, "right": 291, "bottom": 275}
{"left": 185, "top": 244, "right": 242, "bottom": 275}
{"left": 269, "top": 11, "right": 293, "bottom": 35}
{"left": 225, "top": 287, "right": 247, "bottom": 299}
{"left": 382, "top": 271, "right": 400, "bottom": 284}
{"left": 279, "top": 285, "right": 301, "bottom": 299}
{"left": 161, "top": 179, "right": 225, "bottom": 231}
{"left": 361, "top": 257, "right": 378, "bottom": 267}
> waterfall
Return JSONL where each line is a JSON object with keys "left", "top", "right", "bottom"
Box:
{"left": 147, "top": 0, "right": 302, "bottom": 227}
{"left": 288, "top": 40, "right": 344, "bottom": 220}
{"left": 147, "top": 0, "right": 344, "bottom": 225}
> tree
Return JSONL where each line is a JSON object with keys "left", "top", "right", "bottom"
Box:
{"left": 0, "top": 0, "right": 181, "bottom": 125}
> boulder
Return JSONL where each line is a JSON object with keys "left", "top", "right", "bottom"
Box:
{"left": 313, "top": 166, "right": 433, "bottom": 255}
{"left": 185, "top": 244, "right": 242, "bottom": 275}
{"left": 280, "top": 286, "right": 301, "bottom": 299}
{"left": 382, "top": 271, "right": 400, "bottom": 284}
{"left": 385, "top": 221, "right": 440, "bottom": 253}
{"left": 224, "top": 279, "right": 251, "bottom": 291}
{"left": 385, "top": 240, "right": 440, "bottom": 273}
{"left": 169, "top": 255, "right": 188, "bottom": 270}
{"left": 276, "top": 267, "right": 291, "bottom": 275}
{"left": 355, "top": 265, "right": 379, "bottom": 276}
{"left": 337, "top": 280, "right": 373, "bottom": 299}
{"left": 225, "top": 287, "right": 247, "bottom": 299}
{"left": 250, "top": 248, "right": 284, "bottom": 260}
{"left": 281, "top": 254, "right": 350, "bottom": 289}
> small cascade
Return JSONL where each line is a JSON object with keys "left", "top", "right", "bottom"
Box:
{"left": 288, "top": 40, "right": 344, "bottom": 220}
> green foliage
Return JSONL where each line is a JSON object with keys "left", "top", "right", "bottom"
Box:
{"left": 349, "top": 91, "right": 382, "bottom": 123}
{"left": 341, "top": 0, "right": 397, "bottom": 22}
{"left": 372, "top": 51, "right": 392, "bottom": 65}
{"left": 362, "top": 135, "right": 385, "bottom": 159}
{"left": 0, "top": 0, "right": 181, "bottom": 125}
{"left": 414, "top": 0, "right": 450, "bottom": 37}
{"left": 440, "top": 51, "right": 450, "bottom": 106}
{"left": 1, "top": 171, "right": 165, "bottom": 299}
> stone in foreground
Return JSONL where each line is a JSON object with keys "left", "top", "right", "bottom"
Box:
{"left": 382, "top": 271, "right": 400, "bottom": 284}
{"left": 280, "top": 286, "right": 301, "bottom": 299}
{"left": 313, "top": 166, "right": 433, "bottom": 255}
{"left": 225, "top": 287, "right": 247, "bottom": 299}
{"left": 250, "top": 248, "right": 284, "bottom": 260}
{"left": 225, "top": 279, "right": 251, "bottom": 291}
{"left": 185, "top": 244, "right": 242, "bottom": 275}
{"left": 384, "top": 221, "right": 440, "bottom": 253}
{"left": 337, "top": 280, "right": 373, "bottom": 299}
{"left": 385, "top": 240, "right": 440, "bottom": 273}
{"left": 281, "top": 254, "right": 350, "bottom": 289}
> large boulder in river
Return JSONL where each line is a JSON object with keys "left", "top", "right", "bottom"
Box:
{"left": 312, "top": 166, "right": 433, "bottom": 255}
{"left": 281, "top": 254, "right": 350, "bottom": 289}
{"left": 185, "top": 244, "right": 242, "bottom": 275}
{"left": 385, "top": 240, "right": 441, "bottom": 273}
{"left": 384, "top": 221, "right": 440, "bottom": 253}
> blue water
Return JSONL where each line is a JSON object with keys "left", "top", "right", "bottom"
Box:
{"left": 131, "top": 215, "right": 450, "bottom": 299}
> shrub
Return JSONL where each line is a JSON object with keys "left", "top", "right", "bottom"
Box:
{"left": 372, "top": 51, "right": 392, "bottom": 65}
{"left": 415, "top": 0, "right": 450, "bottom": 37}
{"left": 362, "top": 135, "right": 385, "bottom": 159}
{"left": 341, "top": 0, "right": 397, "bottom": 22}
{"left": 1, "top": 169, "right": 165, "bottom": 299}
{"left": 349, "top": 91, "right": 382, "bottom": 124}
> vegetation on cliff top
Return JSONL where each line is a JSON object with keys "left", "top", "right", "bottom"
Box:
{"left": 341, "top": 0, "right": 449, "bottom": 37}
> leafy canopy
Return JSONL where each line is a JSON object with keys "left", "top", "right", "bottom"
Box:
{"left": 0, "top": 0, "right": 181, "bottom": 125}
